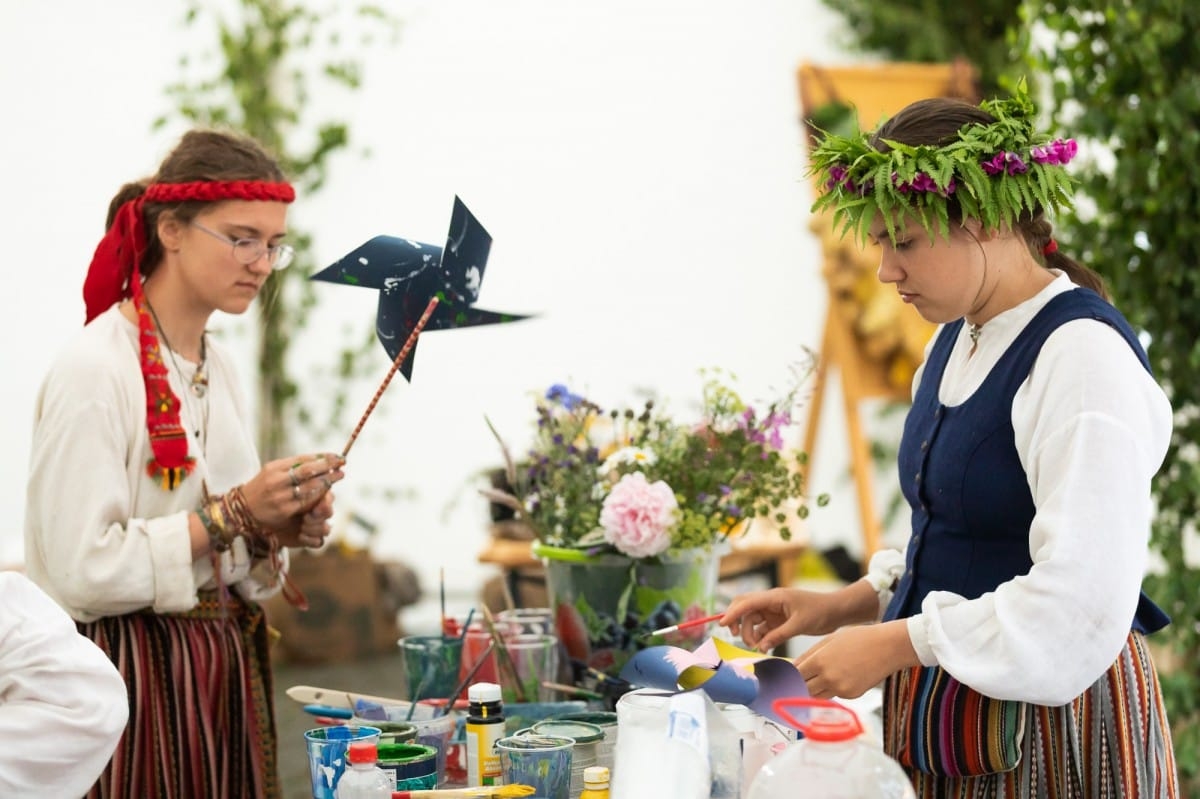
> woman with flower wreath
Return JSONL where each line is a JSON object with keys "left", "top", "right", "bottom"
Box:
{"left": 24, "top": 128, "right": 346, "bottom": 798}
{"left": 722, "top": 83, "right": 1178, "bottom": 796}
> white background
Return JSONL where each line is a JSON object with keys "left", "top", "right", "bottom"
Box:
{"left": 0, "top": 1, "right": 908, "bottom": 613}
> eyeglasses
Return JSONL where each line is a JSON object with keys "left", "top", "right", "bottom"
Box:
{"left": 190, "top": 221, "right": 295, "bottom": 271}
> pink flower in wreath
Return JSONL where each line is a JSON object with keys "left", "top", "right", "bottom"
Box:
{"left": 600, "top": 472, "right": 677, "bottom": 558}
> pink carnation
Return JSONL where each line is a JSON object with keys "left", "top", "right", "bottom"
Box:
{"left": 599, "top": 472, "right": 677, "bottom": 558}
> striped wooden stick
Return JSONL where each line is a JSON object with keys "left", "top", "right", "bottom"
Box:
{"left": 342, "top": 296, "right": 439, "bottom": 458}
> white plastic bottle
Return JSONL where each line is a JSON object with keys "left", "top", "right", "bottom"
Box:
{"left": 747, "top": 698, "right": 916, "bottom": 799}
{"left": 336, "top": 740, "right": 394, "bottom": 798}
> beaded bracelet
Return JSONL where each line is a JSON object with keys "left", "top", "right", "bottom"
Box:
{"left": 222, "top": 486, "right": 264, "bottom": 536}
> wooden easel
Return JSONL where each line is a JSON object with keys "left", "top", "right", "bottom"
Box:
{"left": 796, "top": 61, "right": 978, "bottom": 567}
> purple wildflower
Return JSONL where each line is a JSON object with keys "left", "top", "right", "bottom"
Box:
{"left": 983, "top": 152, "right": 1029, "bottom": 176}
{"left": 891, "top": 171, "right": 948, "bottom": 195}
{"left": 1030, "top": 138, "right": 1078, "bottom": 166}
{"left": 825, "top": 164, "right": 849, "bottom": 191}
{"left": 545, "top": 384, "right": 583, "bottom": 409}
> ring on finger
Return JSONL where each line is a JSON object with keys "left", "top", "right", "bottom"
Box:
{"left": 289, "top": 465, "right": 301, "bottom": 487}
{"left": 292, "top": 484, "right": 301, "bottom": 501}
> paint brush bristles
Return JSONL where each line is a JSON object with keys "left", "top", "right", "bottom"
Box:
{"left": 392, "top": 784, "right": 536, "bottom": 797}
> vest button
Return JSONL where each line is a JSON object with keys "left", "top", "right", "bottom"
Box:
{"left": 921, "top": 440, "right": 929, "bottom": 451}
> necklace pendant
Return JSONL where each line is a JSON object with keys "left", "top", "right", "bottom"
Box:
{"left": 968, "top": 323, "right": 982, "bottom": 345}
{"left": 191, "top": 377, "right": 208, "bottom": 398}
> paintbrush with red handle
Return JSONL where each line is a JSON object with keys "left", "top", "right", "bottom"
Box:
{"left": 644, "top": 612, "right": 725, "bottom": 637}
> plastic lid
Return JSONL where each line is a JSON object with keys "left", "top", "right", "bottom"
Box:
{"left": 771, "top": 697, "right": 863, "bottom": 742}
{"left": 346, "top": 740, "right": 378, "bottom": 764}
{"left": 530, "top": 719, "right": 604, "bottom": 743}
{"left": 583, "top": 765, "right": 610, "bottom": 785}
{"left": 468, "top": 682, "right": 502, "bottom": 703}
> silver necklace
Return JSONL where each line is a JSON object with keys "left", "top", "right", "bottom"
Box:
{"left": 144, "top": 298, "right": 210, "bottom": 451}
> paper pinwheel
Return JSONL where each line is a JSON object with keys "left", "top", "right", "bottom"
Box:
{"left": 311, "top": 195, "right": 528, "bottom": 379}
{"left": 619, "top": 637, "right": 809, "bottom": 729}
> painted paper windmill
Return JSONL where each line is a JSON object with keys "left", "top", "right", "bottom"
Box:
{"left": 311, "top": 195, "right": 529, "bottom": 380}
{"left": 620, "top": 637, "right": 809, "bottom": 729}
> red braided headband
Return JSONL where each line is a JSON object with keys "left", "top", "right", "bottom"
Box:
{"left": 82, "top": 179, "right": 294, "bottom": 489}
{"left": 84, "top": 179, "right": 295, "bottom": 323}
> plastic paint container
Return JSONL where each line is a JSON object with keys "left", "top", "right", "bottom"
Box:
{"left": 531, "top": 719, "right": 604, "bottom": 797}
{"left": 351, "top": 716, "right": 417, "bottom": 744}
{"left": 377, "top": 741, "right": 439, "bottom": 790}
{"left": 552, "top": 711, "right": 618, "bottom": 772}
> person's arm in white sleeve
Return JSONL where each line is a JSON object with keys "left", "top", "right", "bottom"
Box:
{"left": 26, "top": 353, "right": 199, "bottom": 619}
{"left": 0, "top": 572, "right": 128, "bottom": 797}
{"left": 905, "top": 320, "right": 1171, "bottom": 705}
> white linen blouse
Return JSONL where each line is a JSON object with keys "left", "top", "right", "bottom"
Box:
{"left": 24, "top": 306, "right": 285, "bottom": 623}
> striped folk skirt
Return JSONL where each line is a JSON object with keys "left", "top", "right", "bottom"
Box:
{"left": 890, "top": 632, "right": 1178, "bottom": 799}
{"left": 78, "top": 591, "right": 280, "bottom": 799}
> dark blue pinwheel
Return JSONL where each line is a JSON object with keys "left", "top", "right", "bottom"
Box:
{"left": 311, "top": 195, "right": 529, "bottom": 379}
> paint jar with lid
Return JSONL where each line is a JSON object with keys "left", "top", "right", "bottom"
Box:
{"left": 376, "top": 741, "right": 438, "bottom": 790}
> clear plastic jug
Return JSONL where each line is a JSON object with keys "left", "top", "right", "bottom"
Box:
{"left": 611, "top": 688, "right": 742, "bottom": 799}
{"left": 747, "top": 697, "right": 916, "bottom": 799}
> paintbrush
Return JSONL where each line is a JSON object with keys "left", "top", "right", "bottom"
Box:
{"left": 541, "top": 680, "right": 605, "bottom": 700}
{"left": 479, "top": 605, "right": 527, "bottom": 702}
{"left": 392, "top": 784, "right": 536, "bottom": 797}
{"left": 391, "top": 785, "right": 535, "bottom": 797}
{"left": 440, "top": 641, "right": 495, "bottom": 716}
{"left": 439, "top": 567, "right": 448, "bottom": 640}
{"left": 643, "top": 612, "right": 725, "bottom": 637}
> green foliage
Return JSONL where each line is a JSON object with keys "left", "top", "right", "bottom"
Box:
{"left": 809, "top": 80, "right": 1077, "bottom": 245}
{"left": 1024, "top": 0, "right": 1200, "bottom": 787}
{"left": 817, "top": 0, "right": 1021, "bottom": 95}
{"left": 485, "top": 365, "right": 828, "bottom": 558}
{"left": 156, "top": 0, "right": 400, "bottom": 458}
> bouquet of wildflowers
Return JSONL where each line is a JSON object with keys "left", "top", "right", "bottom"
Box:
{"left": 484, "top": 364, "right": 827, "bottom": 561}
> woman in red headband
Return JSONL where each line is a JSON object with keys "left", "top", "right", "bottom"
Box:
{"left": 24, "top": 128, "right": 345, "bottom": 798}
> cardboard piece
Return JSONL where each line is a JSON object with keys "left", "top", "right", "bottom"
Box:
{"left": 264, "top": 548, "right": 418, "bottom": 664}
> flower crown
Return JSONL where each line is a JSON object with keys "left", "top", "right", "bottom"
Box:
{"left": 807, "top": 80, "right": 1078, "bottom": 244}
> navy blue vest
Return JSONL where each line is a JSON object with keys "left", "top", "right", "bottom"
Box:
{"left": 883, "top": 288, "right": 1169, "bottom": 634}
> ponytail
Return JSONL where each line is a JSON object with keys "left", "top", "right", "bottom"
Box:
{"left": 1021, "top": 214, "right": 1108, "bottom": 300}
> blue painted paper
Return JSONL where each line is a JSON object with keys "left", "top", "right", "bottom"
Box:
{"left": 619, "top": 637, "right": 809, "bottom": 729}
